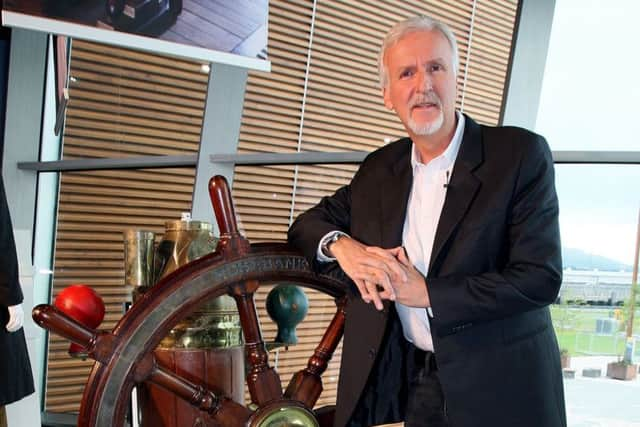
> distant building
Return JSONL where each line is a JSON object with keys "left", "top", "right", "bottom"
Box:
{"left": 560, "top": 269, "right": 633, "bottom": 305}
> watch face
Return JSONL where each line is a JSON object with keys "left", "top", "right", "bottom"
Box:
{"left": 321, "top": 232, "right": 339, "bottom": 257}
{"left": 321, "top": 240, "right": 332, "bottom": 257}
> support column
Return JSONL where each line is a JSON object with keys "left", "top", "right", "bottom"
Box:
{"left": 501, "top": 0, "right": 556, "bottom": 129}
{"left": 190, "top": 63, "right": 248, "bottom": 233}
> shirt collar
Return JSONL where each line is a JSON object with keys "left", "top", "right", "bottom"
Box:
{"left": 410, "top": 111, "right": 465, "bottom": 169}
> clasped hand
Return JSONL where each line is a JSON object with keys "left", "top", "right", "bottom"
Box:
{"left": 330, "top": 237, "right": 430, "bottom": 310}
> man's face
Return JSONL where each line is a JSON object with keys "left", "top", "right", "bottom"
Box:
{"left": 382, "top": 30, "right": 457, "bottom": 139}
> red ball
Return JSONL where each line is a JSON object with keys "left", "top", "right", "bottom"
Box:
{"left": 54, "top": 284, "right": 105, "bottom": 329}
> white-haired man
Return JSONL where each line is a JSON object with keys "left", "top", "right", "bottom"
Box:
{"left": 289, "top": 15, "right": 566, "bottom": 427}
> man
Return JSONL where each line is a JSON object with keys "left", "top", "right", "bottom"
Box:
{"left": 288, "top": 15, "right": 565, "bottom": 427}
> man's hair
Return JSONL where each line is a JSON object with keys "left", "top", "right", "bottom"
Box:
{"left": 378, "top": 15, "right": 459, "bottom": 88}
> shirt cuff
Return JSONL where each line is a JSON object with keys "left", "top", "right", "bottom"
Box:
{"left": 316, "top": 231, "right": 349, "bottom": 262}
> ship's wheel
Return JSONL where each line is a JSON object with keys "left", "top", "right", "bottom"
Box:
{"left": 33, "top": 175, "right": 349, "bottom": 427}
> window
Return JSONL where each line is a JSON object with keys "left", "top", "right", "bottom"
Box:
{"left": 536, "top": 1, "right": 640, "bottom": 425}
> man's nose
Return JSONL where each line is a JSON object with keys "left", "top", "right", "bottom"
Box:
{"left": 415, "top": 71, "right": 433, "bottom": 92}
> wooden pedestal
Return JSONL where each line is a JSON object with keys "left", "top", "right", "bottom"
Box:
{"left": 138, "top": 346, "right": 245, "bottom": 426}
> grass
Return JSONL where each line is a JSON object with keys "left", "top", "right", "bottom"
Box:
{"left": 555, "top": 331, "right": 632, "bottom": 356}
{"left": 550, "top": 305, "right": 640, "bottom": 357}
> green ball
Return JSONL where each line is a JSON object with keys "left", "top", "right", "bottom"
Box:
{"left": 266, "top": 284, "right": 309, "bottom": 345}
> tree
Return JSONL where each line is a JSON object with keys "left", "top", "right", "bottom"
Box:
{"left": 623, "top": 208, "right": 639, "bottom": 364}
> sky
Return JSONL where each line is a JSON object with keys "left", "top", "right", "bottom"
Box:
{"left": 535, "top": 0, "right": 640, "bottom": 266}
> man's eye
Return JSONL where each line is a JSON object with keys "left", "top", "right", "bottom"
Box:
{"left": 429, "top": 64, "right": 443, "bottom": 72}
{"left": 400, "top": 70, "right": 414, "bottom": 79}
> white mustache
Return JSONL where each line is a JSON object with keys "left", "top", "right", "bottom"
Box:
{"left": 410, "top": 91, "right": 441, "bottom": 109}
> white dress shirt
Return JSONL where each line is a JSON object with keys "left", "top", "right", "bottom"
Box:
{"left": 397, "top": 112, "right": 465, "bottom": 351}
{"left": 317, "top": 112, "right": 466, "bottom": 352}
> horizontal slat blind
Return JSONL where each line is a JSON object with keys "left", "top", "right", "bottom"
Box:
{"left": 233, "top": 0, "right": 331, "bottom": 406}
{"left": 47, "top": 169, "right": 197, "bottom": 413}
{"left": 46, "top": 40, "right": 208, "bottom": 413}
{"left": 460, "top": 0, "right": 518, "bottom": 124}
{"left": 233, "top": 0, "right": 519, "bottom": 409}
{"left": 294, "top": 1, "right": 474, "bottom": 223}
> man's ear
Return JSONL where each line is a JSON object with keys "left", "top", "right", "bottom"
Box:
{"left": 382, "top": 87, "right": 393, "bottom": 110}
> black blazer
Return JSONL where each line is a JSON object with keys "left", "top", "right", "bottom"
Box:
{"left": 0, "top": 176, "right": 35, "bottom": 406}
{"left": 288, "top": 116, "right": 566, "bottom": 427}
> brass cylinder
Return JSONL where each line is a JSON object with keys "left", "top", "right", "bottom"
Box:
{"left": 155, "top": 219, "right": 215, "bottom": 280}
{"left": 132, "top": 217, "right": 245, "bottom": 426}
{"left": 123, "top": 230, "right": 156, "bottom": 302}
{"left": 154, "top": 217, "right": 242, "bottom": 349}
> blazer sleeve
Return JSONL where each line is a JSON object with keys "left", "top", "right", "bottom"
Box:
{"left": 288, "top": 183, "right": 352, "bottom": 271}
{"left": 428, "top": 135, "right": 562, "bottom": 335}
{"left": 0, "top": 176, "right": 24, "bottom": 308}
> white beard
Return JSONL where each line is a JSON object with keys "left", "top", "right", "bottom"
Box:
{"left": 408, "top": 108, "right": 444, "bottom": 136}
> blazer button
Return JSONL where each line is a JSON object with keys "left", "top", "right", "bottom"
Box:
{"left": 368, "top": 348, "right": 376, "bottom": 359}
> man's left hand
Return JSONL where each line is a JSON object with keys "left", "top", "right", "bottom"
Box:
{"left": 366, "top": 246, "right": 430, "bottom": 308}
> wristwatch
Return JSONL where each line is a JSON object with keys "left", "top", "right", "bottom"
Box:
{"left": 321, "top": 231, "right": 348, "bottom": 258}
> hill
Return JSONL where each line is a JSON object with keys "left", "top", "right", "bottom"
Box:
{"left": 562, "top": 247, "right": 633, "bottom": 272}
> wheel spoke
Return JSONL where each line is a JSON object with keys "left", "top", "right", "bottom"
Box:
{"left": 147, "top": 364, "right": 251, "bottom": 426}
{"left": 231, "top": 279, "right": 283, "bottom": 405}
{"left": 209, "top": 175, "right": 251, "bottom": 256}
{"left": 285, "top": 297, "right": 347, "bottom": 407}
{"left": 32, "top": 304, "right": 117, "bottom": 364}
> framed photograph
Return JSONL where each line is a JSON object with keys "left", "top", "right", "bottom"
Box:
{"left": 1, "top": 0, "right": 269, "bottom": 71}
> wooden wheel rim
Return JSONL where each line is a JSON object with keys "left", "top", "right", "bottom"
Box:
{"left": 79, "top": 244, "right": 347, "bottom": 427}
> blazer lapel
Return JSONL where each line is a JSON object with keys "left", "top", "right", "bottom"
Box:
{"left": 380, "top": 140, "right": 413, "bottom": 248}
{"left": 429, "top": 115, "right": 484, "bottom": 273}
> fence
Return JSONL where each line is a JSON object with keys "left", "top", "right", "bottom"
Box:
{"left": 551, "top": 306, "right": 640, "bottom": 358}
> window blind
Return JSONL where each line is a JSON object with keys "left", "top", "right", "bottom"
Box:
{"left": 45, "top": 40, "right": 208, "bottom": 413}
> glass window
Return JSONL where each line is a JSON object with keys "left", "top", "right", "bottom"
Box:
{"left": 536, "top": 0, "right": 640, "bottom": 151}
{"left": 537, "top": 1, "right": 640, "bottom": 426}
{"left": 556, "top": 164, "right": 638, "bottom": 269}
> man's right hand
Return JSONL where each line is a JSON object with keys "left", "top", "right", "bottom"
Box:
{"left": 330, "top": 237, "right": 407, "bottom": 310}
